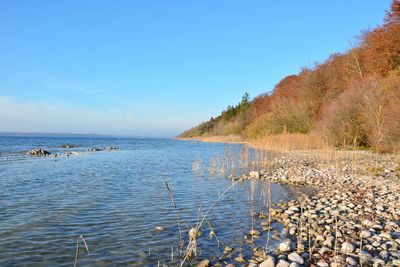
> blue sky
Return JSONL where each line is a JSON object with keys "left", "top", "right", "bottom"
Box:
{"left": 0, "top": 0, "right": 391, "bottom": 137}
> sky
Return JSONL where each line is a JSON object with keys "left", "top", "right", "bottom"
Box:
{"left": 0, "top": 0, "right": 392, "bottom": 137}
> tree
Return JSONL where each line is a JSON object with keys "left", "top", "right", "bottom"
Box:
{"left": 385, "top": 0, "right": 400, "bottom": 25}
{"left": 241, "top": 92, "right": 250, "bottom": 106}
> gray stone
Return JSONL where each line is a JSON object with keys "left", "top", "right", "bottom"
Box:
{"left": 359, "top": 251, "right": 372, "bottom": 265}
{"left": 346, "top": 256, "right": 357, "bottom": 266}
{"left": 379, "top": 250, "right": 389, "bottom": 261}
{"left": 360, "top": 230, "right": 372, "bottom": 239}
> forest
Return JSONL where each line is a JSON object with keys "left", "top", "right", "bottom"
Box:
{"left": 180, "top": 0, "right": 400, "bottom": 152}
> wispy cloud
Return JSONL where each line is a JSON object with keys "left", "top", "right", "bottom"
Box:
{"left": 0, "top": 96, "right": 198, "bottom": 136}
{"left": 0, "top": 97, "right": 139, "bottom": 135}
{"left": 0, "top": 97, "right": 189, "bottom": 137}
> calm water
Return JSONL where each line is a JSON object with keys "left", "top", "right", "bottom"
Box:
{"left": 0, "top": 137, "right": 299, "bottom": 266}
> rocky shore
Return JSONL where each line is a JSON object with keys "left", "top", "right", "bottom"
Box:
{"left": 202, "top": 151, "right": 400, "bottom": 267}
{"left": 25, "top": 146, "right": 120, "bottom": 157}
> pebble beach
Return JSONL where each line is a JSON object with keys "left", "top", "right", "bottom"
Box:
{"left": 200, "top": 151, "right": 400, "bottom": 267}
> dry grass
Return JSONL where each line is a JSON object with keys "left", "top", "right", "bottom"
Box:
{"left": 165, "top": 181, "right": 184, "bottom": 251}
{"left": 250, "top": 132, "right": 330, "bottom": 151}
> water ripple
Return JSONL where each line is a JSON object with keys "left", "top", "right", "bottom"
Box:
{"left": 0, "top": 137, "right": 298, "bottom": 266}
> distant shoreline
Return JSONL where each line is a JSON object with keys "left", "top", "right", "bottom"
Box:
{"left": 175, "top": 135, "right": 247, "bottom": 144}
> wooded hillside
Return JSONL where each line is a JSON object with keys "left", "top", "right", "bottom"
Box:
{"left": 180, "top": 0, "right": 400, "bottom": 152}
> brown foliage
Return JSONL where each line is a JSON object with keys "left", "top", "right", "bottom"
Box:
{"left": 250, "top": 94, "right": 271, "bottom": 119}
{"left": 385, "top": 0, "right": 400, "bottom": 25}
{"left": 361, "top": 25, "right": 400, "bottom": 76}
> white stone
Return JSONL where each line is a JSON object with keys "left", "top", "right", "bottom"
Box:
{"left": 360, "top": 230, "right": 372, "bottom": 239}
{"left": 260, "top": 257, "right": 276, "bottom": 267}
{"left": 341, "top": 242, "right": 355, "bottom": 254}
{"left": 276, "top": 259, "right": 290, "bottom": 267}
{"left": 249, "top": 171, "right": 260, "bottom": 179}
{"left": 288, "top": 252, "right": 304, "bottom": 264}
{"left": 278, "top": 240, "right": 291, "bottom": 252}
{"left": 316, "top": 262, "right": 329, "bottom": 267}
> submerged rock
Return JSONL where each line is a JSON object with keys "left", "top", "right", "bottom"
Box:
{"left": 65, "top": 151, "right": 80, "bottom": 156}
{"left": 88, "top": 147, "right": 103, "bottom": 152}
{"left": 155, "top": 226, "right": 165, "bottom": 231}
{"left": 223, "top": 246, "right": 233, "bottom": 254}
{"left": 249, "top": 229, "right": 260, "bottom": 236}
{"left": 197, "top": 259, "right": 209, "bottom": 267}
{"left": 106, "top": 146, "right": 120, "bottom": 151}
{"left": 59, "top": 144, "right": 75, "bottom": 148}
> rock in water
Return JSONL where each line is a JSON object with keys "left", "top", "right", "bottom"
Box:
{"left": 88, "top": 147, "right": 102, "bottom": 152}
{"left": 249, "top": 229, "right": 260, "bottom": 236}
{"left": 27, "top": 149, "right": 51, "bottom": 156}
{"left": 223, "top": 246, "right": 233, "bottom": 254}
{"left": 197, "top": 259, "right": 209, "bottom": 267}
{"left": 155, "top": 226, "right": 165, "bottom": 231}
{"left": 234, "top": 254, "right": 245, "bottom": 263}
{"left": 59, "top": 144, "right": 75, "bottom": 148}
{"left": 105, "top": 146, "right": 120, "bottom": 151}
{"left": 249, "top": 171, "right": 260, "bottom": 179}
{"left": 278, "top": 240, "right": 292, "bottom": 252}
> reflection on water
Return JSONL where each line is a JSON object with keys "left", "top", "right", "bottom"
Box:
{"left": 0, "top": 137, "right": 298, "bottom": 266}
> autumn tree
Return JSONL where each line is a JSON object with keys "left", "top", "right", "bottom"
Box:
{"left": 385, "top": 0, "right": 400, "bottom": 25}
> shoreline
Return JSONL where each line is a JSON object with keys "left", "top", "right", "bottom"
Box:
{"left": 196, "top": 149, "right": 400, "bottom": 266}
{"left": 175, "top": 135, "right": 247, "bottom": 144}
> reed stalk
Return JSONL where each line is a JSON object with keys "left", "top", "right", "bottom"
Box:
{"left": 180, "top": 178, "right": 244, "bottom": 266}
{"left": 73, "top": 234, "right": 90, "bottom": 267}
{"left": 165, "top": 181, "right": 184, "bottom": 250}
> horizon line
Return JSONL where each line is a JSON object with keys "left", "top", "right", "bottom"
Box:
{"left": 0, "top": 131, "right": 174, "bottom": 139}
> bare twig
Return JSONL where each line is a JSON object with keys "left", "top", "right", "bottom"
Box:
{"left": 165, "top": 181, "right": 184, "bottom": 250}
{"left": 73, "top": 234, "right": 90, "bottom": 267}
